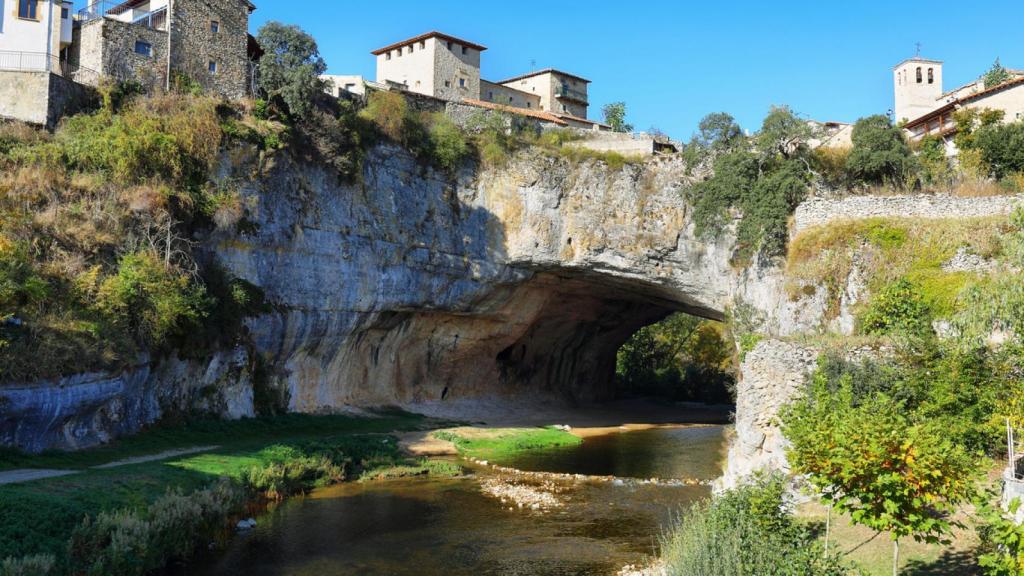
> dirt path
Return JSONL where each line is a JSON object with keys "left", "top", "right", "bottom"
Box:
{"left": 0, "top": 445, "right": 220, "bottom": 486}
{"left": 396, "top": 431, "right": 458, "bottom": 456}
{"left": 0, "top": 469, "right": 78, "bottom": 486}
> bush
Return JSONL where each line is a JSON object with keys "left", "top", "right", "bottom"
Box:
{"left": 359, "top": 91, "right": 410, "bottom": 143}
{"left": 812, "top": 146, "right": 850, "bottom": 188}
{"left": 846, "top": 114, "right": 917, "bottom": 186}
{"left": 426, "top": 113, "right": 469, "bottom": 172}
{"left": 96, "top": 251, "right": 210, "bottom": 348}
{"left": 975, "top": 121, "right": 1024, "bottom": 179}
{"left": 0, "top": 555, "right": 55, "bottom": 576}
{"left": 660, "top": 475, "right": 847, "bottom": 576}
{"left": 859, "top": 278, "right": 932, "bottom": 336}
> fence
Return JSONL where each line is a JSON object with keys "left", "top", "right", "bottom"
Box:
{"left": 0, "top": 51, "right": 101, "bottom": 86}
{"left": 78, "top": 0, "right": 168, "bottom": 31}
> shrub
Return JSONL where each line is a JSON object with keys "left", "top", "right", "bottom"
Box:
{"left": 860, "top": 278, "right": 932, "bottom": 336}
{"left": 426, "top": 113, "right": 469, "bottom": 172}
{"left": 846, "top": 114, "right": 917, "bottom": 186}
{"left": 660, "top": 475, "right": 848, "bottom": 576}
{"left": 239, "top": 452, "right": 345, "bottom": 500}
{"left": 812, "top": 146, "right": 850, "bottom": 188}
{"left": 255, "top": 22, "right": 327, "bottom": 120}
{"left": 359, "top": 91, "right": 410, "bottom": 143}
{"left": 975, "top": 121, "right": 1024, "bottom": 179}
{"left": 0, "top": 555, "right": 55, "bottom": 576}
{"left": 96, "top": 251, "right": 210, "bottom": 348}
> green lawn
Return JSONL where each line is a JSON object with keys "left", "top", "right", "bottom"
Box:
{"left": 432, "top": 426, "right": 581, "bottom": 459}
{"left": 0, "top": 410, "right": 457, "bottom": 562}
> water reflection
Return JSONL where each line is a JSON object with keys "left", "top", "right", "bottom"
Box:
{"left": 172, "top": 426, "right": 726, "bottom": 576}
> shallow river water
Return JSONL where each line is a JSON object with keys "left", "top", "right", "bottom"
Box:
{"left": 173, "top": 425, "right": 726, "bottom": 576}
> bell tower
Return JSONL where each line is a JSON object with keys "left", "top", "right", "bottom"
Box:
{"left": 893, "top": 55, "right": 943, "bottom": 123}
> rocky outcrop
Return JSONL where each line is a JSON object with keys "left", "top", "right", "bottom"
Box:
{"left": 718, "top": 339, "right": 818, "bottom": 489}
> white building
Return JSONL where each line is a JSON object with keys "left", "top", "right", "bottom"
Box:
{"left": 894, "top": 56, "right": 1024, "bottom": 145}
{"left": 322, "top": 74, "right": 365, "bottom": 97}
{"left": 0, "top": 0, "right": 73, "bottom": 72}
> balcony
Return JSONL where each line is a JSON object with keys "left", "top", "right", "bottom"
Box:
{"left": 555, "top": 85, "right": 588, "bottom": 104}
{"left": 0, "top": 51, "right": 101, "bottom": 84}
{"left": 78, "top": 0, "right": 168, "bottom": 31}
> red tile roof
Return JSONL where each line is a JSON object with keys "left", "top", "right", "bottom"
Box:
{"left": 371, "top": 32, "right": 486, "bottom": 56}
{"left": 461, "top": 99, "right": 569, "bottom": 125}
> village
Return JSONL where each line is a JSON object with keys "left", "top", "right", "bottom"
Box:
{"left": 2, "top": 1, "right": 1024, "bottom": 158}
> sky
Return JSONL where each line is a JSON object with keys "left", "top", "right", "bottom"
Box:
{"left": 125, "top": 1, "right": 1024, "bottom": 138}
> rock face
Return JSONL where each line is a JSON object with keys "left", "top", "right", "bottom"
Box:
{"left": 718, "top": 339, "right": 818, "bottom": 489}
{"left": 0, "top": 146, "right": 743, "bottom": 451}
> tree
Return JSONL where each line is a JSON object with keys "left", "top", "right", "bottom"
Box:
{"left": 983, "top": 58, "right": 1012, "bottom": 89}
{"left": 782, "top": 379, "right": 979, "bottom": 575}
{"left": 256, "top": 22, "right": 327, "bottom": 120}
{"left": 694, "top": 112, "right": 744, "bottom": 152}
{"left": 846, "top": 115, "right": 917, "bottom": 186}
{"left": 755, "top": 105, "right": 812, "bottom": 161}
{"left": 602, "top": 102, "right": 633, "bottom": 133}
{"left": 974, "top": 121, "right": 1024, "bottom": 179}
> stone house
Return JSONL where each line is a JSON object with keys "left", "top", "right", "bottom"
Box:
{"left": 894, "top": 56, "right": 1024, "bottom": 148}
{"left": 363, "top": 31, "right": 604, "bottom": 128}
{"left": 71, "top": 0, "right": 257, "bottom": 98}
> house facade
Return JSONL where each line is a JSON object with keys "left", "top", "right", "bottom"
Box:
{"left": 894, "top": 56, "right": 1024, "bottom": 146}
{"left": 71, "top": 0, "right": 256, "bottom": 98}
{"left": 365, "top": 31, "right": 598, "bottom": 126}
{"left": 0, "top": 0, "right": 73, "bottom": 72}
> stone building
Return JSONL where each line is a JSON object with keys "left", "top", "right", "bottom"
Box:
{"left": 71, "top": 0, "right": 256, "bottom": 98}
{"left": 894, "top": 55, "right": 1024, "bottom": 147}
{"left": 365, "top": 31, "right": 600, "bottom": 126}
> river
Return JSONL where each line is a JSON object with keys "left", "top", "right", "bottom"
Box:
{"left": 173, "top": 424, "right": 727, "bottom": 576}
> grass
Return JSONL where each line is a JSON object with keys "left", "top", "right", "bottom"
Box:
{"left": 786, "top": 215, "right": 1007, "bottom": 320}
{"left": 796, "top": 502, "right": 979, "bottom": 575}
{"left": 0, "top": 410, "right": 460, "bottom": 563}
{"left": 432, "top": 426, "right": 581, "bottom": 459}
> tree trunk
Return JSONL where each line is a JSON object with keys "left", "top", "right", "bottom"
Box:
{"left": 892, "top": 538, "right": 900, "bottom": 576}
{"left": 824, "top": 506, "right": 831, "bottom": 557}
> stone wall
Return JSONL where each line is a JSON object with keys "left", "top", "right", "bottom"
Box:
{"left": 0, "top": 71, "right": 51, "bottom": 125}
{"left": 170, "top": 0, "right": 252, "bottom": 98}
{"left": 793, "top": 193, "right": 1022, "bottom": 234}
{"left": 72, "top": 19, "right": 169, "bottom": 89}
{"left": 0, "top": 70, "right": 98, "bottom": 127}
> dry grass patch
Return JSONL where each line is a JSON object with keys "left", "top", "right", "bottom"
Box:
{"left": 786, "top": 216, "right": 1007, "bottom": 319}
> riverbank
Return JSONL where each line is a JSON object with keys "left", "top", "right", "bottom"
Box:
{"left": 0, "top": 410, "right": 462, "bottom": 572}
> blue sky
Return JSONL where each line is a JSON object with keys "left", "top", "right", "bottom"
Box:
{"left": 143, "top": 1, "right": 1024, "bottom": 138}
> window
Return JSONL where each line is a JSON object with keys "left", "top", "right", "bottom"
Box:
{"left": 488, "top": 91, "right": 493, "bottom": 99}
{"left": 446, "top": 41, "right": 453, "bottom": 50}
{"left": 526, "top": 102, "right": 531, "bottom": 108}
{"left": 916, "top": 67, "right": 922, "bottom": 83}
{"left": 419, "top": 41, "right": 425, "bottom": 49}
{"left": 18, "top": 0, "right": 39, "bottom": 19}
{"left": 461, "top": 46, "right": 467, "bottom": 55}
{"left": 386, "top": 53, "right": 391, "bottom": 61}
{"left": 396, "top": 49, "right": 401, "bottom": 58}
{"left": 61, "top": 6, "right": 69, "bottom": 19}
{"left": 444, "top": 80, "right": 450, "bottom": 87}
{"left": 407, "top": 46, "right": 413, "bottom": 54}
{"left": 458, "top": 78, "right": 465, "bottom": 88}
{"left": 211, "top": 20, "right": 219, "bottom": 33}
{"left": 927, "top": 68, "right": 934, "bottom": 84}
{"left": 134, "top": 40, "right": 153, "bottom": 57}
{"left": 508, "top": 96, "right": 514, "bottom": 103}
{"left": 344, "top": 83, "right": 356, "bottom": 91}
{"left": 208, "top": 60, "right": 218, "bottom": 74}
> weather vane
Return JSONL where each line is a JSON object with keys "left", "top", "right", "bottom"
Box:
{"left": 915, "top": 42, "right": 922, "bottom": 57}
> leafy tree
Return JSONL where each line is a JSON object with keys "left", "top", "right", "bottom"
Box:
{"left": 953, "top": 107, "right": 1006, "bottom": 152}
{"left": 916, "top": 135, "right": 953, "bottom": 188}
{"left": 256, "top": 22, "right": 327, "bottom": 120}
{"left": 974, "top": 121, "right": 1024, "bottom": 179}
{"left": 983, "top": 58, "right": 1012, "bottom": 89}
{"left": 602, "top": 102, "right": 633, "bottom": 133}
{"left": 755, "top": 105, "right": 813, "bottom": 161}
{"left": 782, "top": 379, "right": 979, "bottom": 576}
{"left": 846, "top": 115, "right": 917, "bottom": 186}
{"left": 695, "top": 112, "right": 744, "bottom": 152}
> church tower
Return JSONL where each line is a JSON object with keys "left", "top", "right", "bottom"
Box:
{"left": 893, "top": 57, "right": 943, "bottom": 123}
